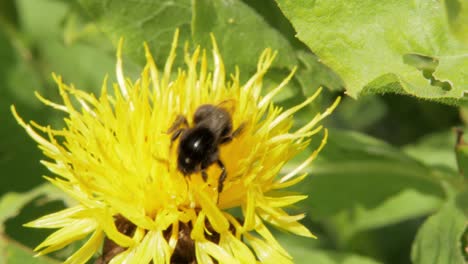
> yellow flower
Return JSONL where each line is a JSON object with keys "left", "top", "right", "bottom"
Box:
{"left": 12, "top": 30, "right": 340, "bottom": 264}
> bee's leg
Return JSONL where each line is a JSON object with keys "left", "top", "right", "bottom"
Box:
{"left": 169, "top": 128, "right": 186, "bottom": 149}
{"left": 167, "top": 115, "right": 188, "bottom": 134}
{"left": 232, "top": 123, "right": 245, "bottom": 137}
{"left": 216, "top": 159, "right": 227, "bottom": 193}
{"left": 168, "top": 115, "right": 188, "bottom": 149}
{"left": 221, "top": 122, "right": 245, "bottom": 144}
{"left": 201, "top": 149, "right": 219, "bottom": 183}
{"left": 201, "top": 169, "right": 208, "bottom": 182}
{"left": 170, "top": 128, "right": 185, "bottom": 142}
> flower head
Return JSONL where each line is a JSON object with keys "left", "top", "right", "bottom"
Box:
{"left": 12, "top": 30, "right": 339, "bottom": 263}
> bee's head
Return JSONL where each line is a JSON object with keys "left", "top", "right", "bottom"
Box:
{"left": 177, "top": 127, "right": 215, "bottom": 174}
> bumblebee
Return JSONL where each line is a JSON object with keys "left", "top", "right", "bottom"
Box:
{"left": 168, "top": 102, "right": 243, "bottom": 192}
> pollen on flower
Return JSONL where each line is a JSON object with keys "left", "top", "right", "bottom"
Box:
{"left": 12, "top": 29, "right": 340, "bottom": 264}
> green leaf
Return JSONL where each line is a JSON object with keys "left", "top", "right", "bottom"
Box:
{"left": 77, "top": 0, "right": 344, "bottom": 105}
{"left": 411, "top": 200, "right": 467, "bottom": 264}
{"left": 0, "top": 0, "right": 18, "bottom": 26}
{"left": 289, "top": 250, "right": 382, "bottom": 264}
{"left": 0, "top": 184, "right": 66, "bottom": 232}
{"left": 276, "top": 233, "right": 382, "bottom": 264}
{"left": 192, "top": 0, "right": 297, "bottom": 71}
{"left": 0, "top": 183, "right": 73, "bottom": 254}
{"left": 446, "top": 0, "right": 468, "bottom": 45}
{"left": 454, "top": 129, "right": 468, "bottom": 179}
{"left": 0, "top": 237, "right": 59, "bottom": 264}
{"left": 192, "top": 0, "right": 345, "bottom": 100}
{"left": 275, "top": 0, "right": 468, "bottom": 104}
{"left": 1, "top": 0, "right": 117, "bottom": 197}
{"left": 294, "top": 50, "right": 344, "bottom": 95}
{"left": 240, "top": 0, "right": 304, "bottom": 49}
{"left": 263, "top": 68, "right": 304, "bottom": 104}
{"left": 290, "top": 130, "right": 446, "bottom": 239}
{"left": 0, "top": 11, "right": 51, "bottom": 196}
{"left": 17, "top": 0, "right": 116, "bottom": 88}
{"left": 78, "top": 0, "right": 192, "bottom": 65}
{"left": 404, "top": 130, "right": 458, "bottom": 172}
{"left": 331, "top": 95, "right": 386, "bottom": 131}
{"left": 329, "top": 189, "right": 442, "bottom": 244}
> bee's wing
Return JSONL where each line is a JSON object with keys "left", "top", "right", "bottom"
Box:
{"left": 217, "top": 99, "right": 246, "bottom": 136}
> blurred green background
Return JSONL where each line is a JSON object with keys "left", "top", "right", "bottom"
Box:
{"left": 1, "top": 0, "right": 467, "bottom": 263}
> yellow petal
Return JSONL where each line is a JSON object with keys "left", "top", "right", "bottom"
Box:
{"left": 254, "top": 217, "right": 290, "bottom": 258}
{"left": 35, "top": 219, "right": 96, "bottom": 255}
{"left": 152, "top": 231, "right": 172, "bottom": 264}
{"left": 196, "top": 240, "right": 239, "bottom": 264}
{"left": 64, "top": 229, "right": 104, "bottom": 264}
{"left": 263, "top": 195, "right": 308, "bottom": 208}
{"left": 195, "top": 188, "right": 229, "bottom": 233}
{"left": 92, "top": 208, "right": 135, "bottom": 247}
{"left": 245, "top": 234, "right": 292, "bottom": 264}
{"left": 127, "top": 231, "right": 154, "bottom": 264}
{"left": 219, "top": 233, "right": 257, "bottom": 264}
{"left": 242, "top": 188, "right": 256, "bottom": 230}
{"left": 24, "top": 205, "right": 86, "bottom": 228}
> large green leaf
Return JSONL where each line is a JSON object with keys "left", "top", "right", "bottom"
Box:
{"left": 0, "top": 182, "right": 72, "bottom": 254}
{"left": 78, "top": 0, "right": 193, "bottom": 65}
{"left": 411, "top": 200, "right": 467, "bottom": 264}
{"left": 288, "top": 249, "right": 382, "bottom": 264}
{"left": 327, "top": 189, "right": 442, "bottom": 244}
{"left": 77, "top": 0, "right": 343, "bottom": 101}
{"left": 0, "top": 237, "right": 59, "bottom": 264}
{"left": 192, "top": 0, "right": 297, "bottom": 71}
{"left": 276, "top": 233, "right": 382, "bottom": 264}
{"left": 455, "top": 128, "right": 468, "bottom": 179}
{"left": 0, "top": 185, "right": 50, "bottom": 233}
{"left": 0, "top": 0, "right": 18, "bottom": 26}
{"left": 329, "top": 95, "right": 386, "bottom": 131}
{"left": 1, "top": 0, "right": 117, "bottom": 196}
{"left": 275, "top": 0, "right": 468, "bottom": 104}
{"left": 192, "top": 0, "right": 344, "bottom": 98}
{"left": 0, "top": 183, "right": 71, "bottom": 233}
{"left": 0, "top": 8, "right": 48, "bottom": 195}
{"left": 77, "top": 0, "right": 297, "bottom": 75}
{"left": 294, "top": 50, "right": 344, "bottom": 95}
{"left": 446, "top": 0, "right": 468, "bottom": 44}
{"left": 404, "top": 130, "right": 458, "bottom": 171}
{"left": 289, "top": 130, "right": 446, "bottom": 240}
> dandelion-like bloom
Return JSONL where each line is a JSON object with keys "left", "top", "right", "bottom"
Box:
{"left": 12, "top": 31, "right": 339, "bottom": 264}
